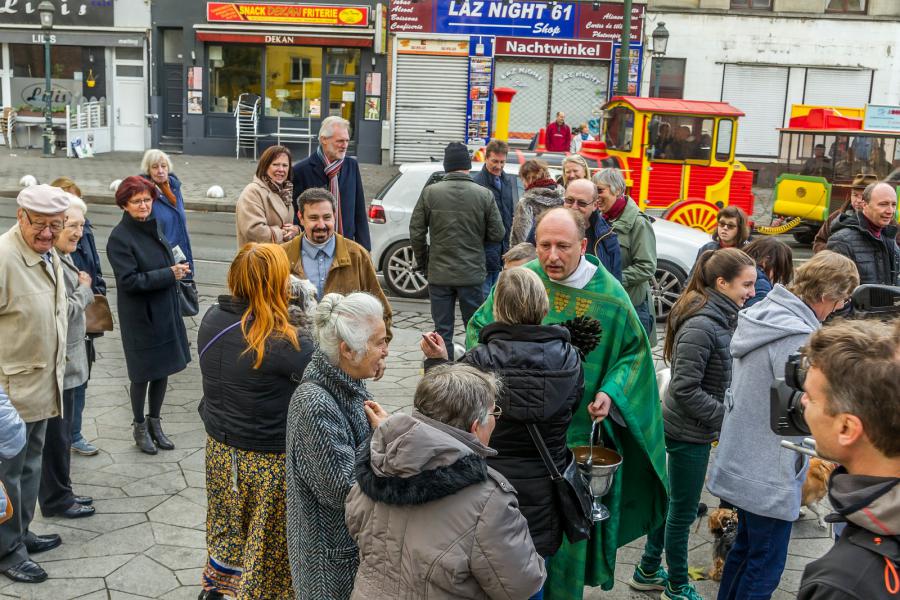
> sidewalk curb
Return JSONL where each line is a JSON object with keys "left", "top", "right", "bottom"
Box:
{"left": 1, "top": 189, "right": 237, "bottom": 213}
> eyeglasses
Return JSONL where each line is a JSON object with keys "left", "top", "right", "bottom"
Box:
{"left": 23, "top": 210, "right": 65, "bottom": 233}
{"left": 564, "top": 197, "right": 594, "bottom": 209}
{"left": 718, "top": 221, "right": 738, "bottom": 230}
{"left": 128, "top": 196, "right": 154, "bottom": 206}
{"left": 488, "top": 404, "right": 503, "bottom": 419}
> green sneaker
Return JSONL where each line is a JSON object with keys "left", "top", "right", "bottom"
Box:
{"left": 628, "top": 565, "right": 668, "bottom": 591}
{"left": 661, "top": 582, "right": 704, "bottom": 600}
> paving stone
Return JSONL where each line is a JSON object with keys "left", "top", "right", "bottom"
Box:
{"left": 71, "top": 592, "right": 110, "bottom": 600}
{"left": 64, "top": 482, "right": 128, "bottom": 500}
{"left": 108, "top": 593, "right": 156, "bottom": 600}
{"left": 50, "top": 512, "right": 147, "bottom": 535}
{"left": 2, "top": 577, "right": 106, "bottom": 600}
{"left": 92, "top": 495, "right": 169, "bottom": 514}
{"left": 110, "top": 447, "right": 199, "bottom": 464}
{"left": 40, "top": 553, "right": 134, "bottom": 577}
{"left": 70, "top": 469, "right": 136, "bottom": 488}
{"left": 107, "top": 555, "right": 180, "bottom": 598}
{"left": 122, "top": 470, "right": 188, "bottom": 497}
{"left": 182, "top": 468, "right": 207, "bottom": 489}
{"left": 151, "top": 523, "right": 207, "bottom": 549}
{"left": 148, "top": 495, "right": 206, "bottom": 529}
{"left": 102, "top": 462, "right": 181, "bottom": 478}
{"left": 177, "top": 486, "right": 208, "bottom": 508}
{"left": 177, "top": 448, "right": 207, "bottom": 473}
{"left": 174, "top": 567, "right": 205, "bottom": 586}
{"left": 144, "top": 545, "right": 207, "bottom": 571}
{"left": 159, "top": 585, "right": 206, "bottom": 600}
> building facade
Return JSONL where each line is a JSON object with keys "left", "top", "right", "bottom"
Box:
{"left": 644, "top": 0, "right": 900, "bottom": 181}
{"left": 150, "top": 0, "right": 388, "bottom": 162}
{"left": 0, "top": 0, "right": 151, "bottom": 152}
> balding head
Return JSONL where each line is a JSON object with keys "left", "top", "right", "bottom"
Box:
{"left": 563, "top": 179, "right": 598, "bottom": 220}
{"left": 535, "top": 207, "right": 587, "bottom": 281}
{"left": 862, "top": 182, "right": 898, "bottom": 229}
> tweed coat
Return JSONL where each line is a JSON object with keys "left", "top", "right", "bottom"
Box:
{"left": 286, "top": 350, "right": 372, "bottom": 600}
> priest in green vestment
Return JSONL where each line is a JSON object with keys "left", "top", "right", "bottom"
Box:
{"left": 467, "top": 207, "right": 668, "bottom": 598}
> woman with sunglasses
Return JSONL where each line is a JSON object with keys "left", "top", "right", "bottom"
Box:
{"left": 107, "top": 176, "right": 191, "bottom": 455}
{"left": 696, "top": 206, "right": 751, "bottom": 258}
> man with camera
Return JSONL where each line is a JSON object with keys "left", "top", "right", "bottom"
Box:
{"left": 796, "top": 319, "right": 899, "bottom": 600}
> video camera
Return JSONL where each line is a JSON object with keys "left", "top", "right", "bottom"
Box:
{"left": 770, "top": 284, "right": 900, "bottom": 438}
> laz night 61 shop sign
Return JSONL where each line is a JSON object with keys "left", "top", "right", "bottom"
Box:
{"left": 207, "top": 2, "right": 369, "bottom": 27}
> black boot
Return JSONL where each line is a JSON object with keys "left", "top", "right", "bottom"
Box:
{"left": 132, "top": 421, "right": 158, "bottom": 455}
{"left": 198, "top": 591, "right": 225, "bottom": 600}
{"left": 147, "top": 416, "right": 175, "bottom": 450}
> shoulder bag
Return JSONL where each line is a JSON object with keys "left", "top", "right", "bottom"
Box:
{"left": 85, "top": 294, "right": 114, "bottom": 333}
{"left": 177, "top": 278, "right": 200, "bottom": 317}
{"left": 526, "top": 423, "right": 593, "bottom": 544}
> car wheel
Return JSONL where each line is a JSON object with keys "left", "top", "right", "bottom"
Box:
{"left": 383, "top": 241, "right": 429, "bottom": 299}
{"left": 652, "top": 260, "right": 687, "bottom": 323}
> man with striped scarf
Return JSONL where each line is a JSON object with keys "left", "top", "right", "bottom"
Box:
{"left": 292, "top": 116, "right": 371, "bottom": 250}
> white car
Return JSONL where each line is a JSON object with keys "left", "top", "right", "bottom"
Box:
{"left": 367, "top": 162, "right": 710, "bottom": 321}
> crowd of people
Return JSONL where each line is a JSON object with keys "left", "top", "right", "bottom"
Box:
{"left": 0, "top": 124, "right": 897, "bottom": 600}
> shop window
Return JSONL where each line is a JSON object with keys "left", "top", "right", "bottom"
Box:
{"left": 326, "top": 48, "right": 360, "bottom": 76}
{"left": 649, "top": 58, "right": 685, "bottom": 99}
{"left": 116, "top": 47, "right": 143, "bottom": 61}
{"left": 604, "top": 106, "right": 634, "bottom": 152}
{"left": 209, "top": 45, "right": 262, "bottom": 114}
{"left": 649, "top": 114, "right": 714, "bottom": 161}
{"left": 716, "top": 119, "right": 734, "bottom": 161}
{"left": 550, "top": 64, "right": 608, "bottom": 140}
{"left": 116, "top": 65, "right": 143, "bottom": 78}
{"left": 825, "top": 0, "right": 866, "bottom": 13}
{"left": 162, "top": 29, "right": 184, "bottom": 63}
{"left": 10, "top": 44, "right": 105, "bottom": 110}
{"left": 494, "top": 59, "right": 550, "bottom": 140}
{"left": 266, "top": 46, "right": 322, "bottom": 118}
{"left": 730, "top": 0, "right": 772, "bottom": 8}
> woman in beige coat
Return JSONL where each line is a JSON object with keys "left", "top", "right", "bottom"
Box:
{"left": 345, "top": 363, "right": 546, "bottom": 600}
{"left": 235, "top": 145, "right": 300, "bottom": 246}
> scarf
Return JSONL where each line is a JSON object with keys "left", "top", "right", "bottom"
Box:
{"left": 157, "top": 180, "right": 177, "bottom": 206}
{"left": 603, "top": 194, "right": 628, "bottom": 222}
{"left": 262, "top": 175, "right": 293, "bottom": 208}
{"left": 318, "top": 147, "right": 344, "bottom": 235}
{"left": 862, "top": 213, "right": 883, "bottom": 239}
{"left": 526, "top": 177, "right": 558, "bottom": 191}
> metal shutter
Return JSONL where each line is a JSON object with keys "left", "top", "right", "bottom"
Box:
{"left": 721, "top": 64, "right": 788, "bottom": 157}
{"left": 804, "top": 68, "right": 872, "bottom": 107}
{"left": 393, "top": 54, "right": 468, "bottom": 163}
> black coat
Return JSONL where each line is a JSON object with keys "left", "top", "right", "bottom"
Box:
{"left": 472, "top": 167, "right": 518, "bottom": 273}
{"left": 197, "top": 297, "right": 314, "bottom": 453}
{"left": 106, "top": 212, "right": 191, "bottom": 383}
{"left": 662, "top": 289, "right": 739, "bottom": 444}
{"left": 826, "top": 211, "right": 900, "bottom": 286}
{"left": 71, "top": 218, "right": 107, "bottom": 295}
{"left": 428, "top": 322, "right": 583, "bottom": 556}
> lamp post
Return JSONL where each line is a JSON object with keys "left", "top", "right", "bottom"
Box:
{"left": 616, "top": 0, "right": 632, "bottom": 95}
{"left": 651, "top": 22, "right": 669, "bottom": 98}
{"left": 38, "top": 1, "right": 55, "bottom": 158}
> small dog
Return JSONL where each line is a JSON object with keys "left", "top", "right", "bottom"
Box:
{"left": 801, "top": 457, "right": 837, "bottom": 528}
{"left": 708, "top": 507, "right": 738, "bottom": 581}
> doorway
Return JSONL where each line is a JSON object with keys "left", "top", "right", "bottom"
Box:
{"left": 160, "top": 29, "right": 184, "bottom": 151}
{"left": 113, "top": 46, "right": 147, "bottom": 151}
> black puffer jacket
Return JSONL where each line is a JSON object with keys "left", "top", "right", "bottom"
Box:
{"left": 663, "top": 289, "right": 739, "bottom": 444}
{"left": 428, "top": 322, "right": 583, "bottom": 555}
{"left": 198, "top": 296, "right": 314, "bottom": 453}
{"left": 826, "top": 211, "right": 900, "bottom": 286}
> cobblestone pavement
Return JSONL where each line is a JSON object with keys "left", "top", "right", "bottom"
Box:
{"left": 0, "top": 294, "right": 832, "bottom": 599}
{"left": 0, "top": 148, "right": 400, "bottom": 212}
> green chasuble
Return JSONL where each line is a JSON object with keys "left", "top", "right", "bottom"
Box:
{"left": 467, "top": 255, "right": 668, "bottom": 597}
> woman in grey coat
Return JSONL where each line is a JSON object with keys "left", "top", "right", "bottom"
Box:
{"left": 39, "top": 197, "right": 96, "bottom": 519}
{"left": 286, "top": 292, "right": 390, "bottom": 600}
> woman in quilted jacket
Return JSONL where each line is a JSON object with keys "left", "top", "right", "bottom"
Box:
{"left": 628, "top": 248, "right": 757, "bottom": 600}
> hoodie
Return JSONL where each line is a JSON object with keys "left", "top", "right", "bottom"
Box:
{"left": 344, "top": 412, "right": 546, "bottom": 600}
{"left": 798, "top": 468, "right": 899, "bottom": 600}
{"left": 706, "top": 284, "right": 820, "bottom": 521}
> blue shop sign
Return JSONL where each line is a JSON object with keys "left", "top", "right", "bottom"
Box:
{"left": 436, "top": 0, "right": 577, "bottom": 38}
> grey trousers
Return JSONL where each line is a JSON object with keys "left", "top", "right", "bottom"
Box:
{"left": 0, "top": 420, "right": 47, "bottom": 570}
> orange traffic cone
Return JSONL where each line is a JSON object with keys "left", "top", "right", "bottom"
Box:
{"left": 535, "top": 128, "right": 547, "bottom": 153}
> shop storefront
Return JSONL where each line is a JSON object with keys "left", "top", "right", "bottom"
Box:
{"left": 388, "top": 0, "right": 644, "bottom": 163}
{"left": 0, "top": 0, "right": 150, "bottom": 152}
{"left": 151, "top": 0, "right": 387, "bottom": 162}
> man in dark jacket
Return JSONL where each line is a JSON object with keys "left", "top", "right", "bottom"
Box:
{"left": 797, "top": 319, "right": 900, "bottom": 600}
{"left": 562, "top": 179, "right": 623, "bottom": 281}
{"left": 410, "top": 142, "right": 505, "bottom": 359}
{"left": 472, "top": 139, "right": 518, "bottom": 296}
{"left": 292, "top": 116, "right": 371, "bottom": 250}
{"left": 826, "top": 182, "right": 899, "bottom": 286}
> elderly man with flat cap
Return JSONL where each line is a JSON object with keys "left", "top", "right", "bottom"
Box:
{"left": 0, "top": 185, "right": 70, "bottom": 583}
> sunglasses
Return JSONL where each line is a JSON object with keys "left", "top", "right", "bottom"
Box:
{"left": 718, "top": 221, "right": 738, "bottom": 230}
{"left": 564, "top": 197, "right": 594, "bottom": 209}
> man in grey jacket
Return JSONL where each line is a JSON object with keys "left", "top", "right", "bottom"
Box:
{"left": 410, "top": 142, "right": 505, "bottom": 359}
{"left": 706, "top": 251, "right": 859, "bottom": 600}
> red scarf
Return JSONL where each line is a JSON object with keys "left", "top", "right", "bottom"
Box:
{"left": 526, "top": 178, "right": 558, "bottom": 191}
{"left": 603, "top": 195, "right": 628, "bottom": 221}
{"left": 862, "top": 213, "right": 883, "bottom": 239}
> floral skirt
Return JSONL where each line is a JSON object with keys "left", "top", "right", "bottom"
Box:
{"left": 202, "top": 436, "right": 293, "bottom": 599}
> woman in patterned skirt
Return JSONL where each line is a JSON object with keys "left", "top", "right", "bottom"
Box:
{"left": 197, "top": 243, "right": 314, "bottom": 600}
{"left": 286, "top": 292, "right": 390, "bottom": 600}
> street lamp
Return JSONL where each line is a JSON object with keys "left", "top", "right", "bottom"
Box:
{"left": 651, "top": 22, "right": 669, "bottom": 98}
{"left": 38, "top": 0, "right": 55, "bottom": 158}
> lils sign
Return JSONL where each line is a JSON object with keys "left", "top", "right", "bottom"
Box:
{"left": 207, "top": 2, "right": 369, "bottom": 27}
{"left": 0, "top": 0, "right": 113, "bottom": 27}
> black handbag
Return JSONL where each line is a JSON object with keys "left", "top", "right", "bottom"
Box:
{"left": 177, "top": 278, "right": 200, "bottom": 317}
{"left": 526, "top": 423, "right": 593, "bottom": 544}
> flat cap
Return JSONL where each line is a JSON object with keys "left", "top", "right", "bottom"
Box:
{"left": 17, "top": 184, "right": 71, "bottom": 214}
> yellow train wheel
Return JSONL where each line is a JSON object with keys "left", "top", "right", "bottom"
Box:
{"left": 663, "top": 200, "right": 720, "bottom": 233}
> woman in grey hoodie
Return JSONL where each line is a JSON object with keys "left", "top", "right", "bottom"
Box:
{"left": 706, "top": 250, "right": 859, "bottom": 600}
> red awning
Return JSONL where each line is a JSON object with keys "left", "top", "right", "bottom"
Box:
{"left": 606, "top": 96, "right": 745, "bottom": 117}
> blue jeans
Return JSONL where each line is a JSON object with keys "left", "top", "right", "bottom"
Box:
{"left": 428, "top": 284, "right": 486, "bottom": 360}
{"left": 634, "top": 300, "right": 653, "bottom": 340}
{"left": 717, "top": 508, "right": 793, "bottom": 600}
{"left": 70, "top": 382, "right": 87, "bottom": 444}
{"left": 482, "top": 271, "right": 500, "bottom": 298}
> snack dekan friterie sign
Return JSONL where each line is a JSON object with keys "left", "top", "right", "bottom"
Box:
{"left": 207, "top": 2, "right": 369, "bottom": 27}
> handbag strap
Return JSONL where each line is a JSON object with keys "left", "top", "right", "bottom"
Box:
{"left": 199, "top": 320, "right": 242, "bottom": 359}
{"left": 525, "top": 423, "right": 563, "bottom": 481}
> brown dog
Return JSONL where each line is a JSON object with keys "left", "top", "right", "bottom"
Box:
{"left": 801, "top": 457, "right": 837, "bottom": 528}
{"left": 707, "top": 508, "right": 738, "bottom": 581}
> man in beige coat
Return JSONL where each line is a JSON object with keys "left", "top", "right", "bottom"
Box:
{"left": 0, "top": 185, "right": 70, "bottom": 583}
